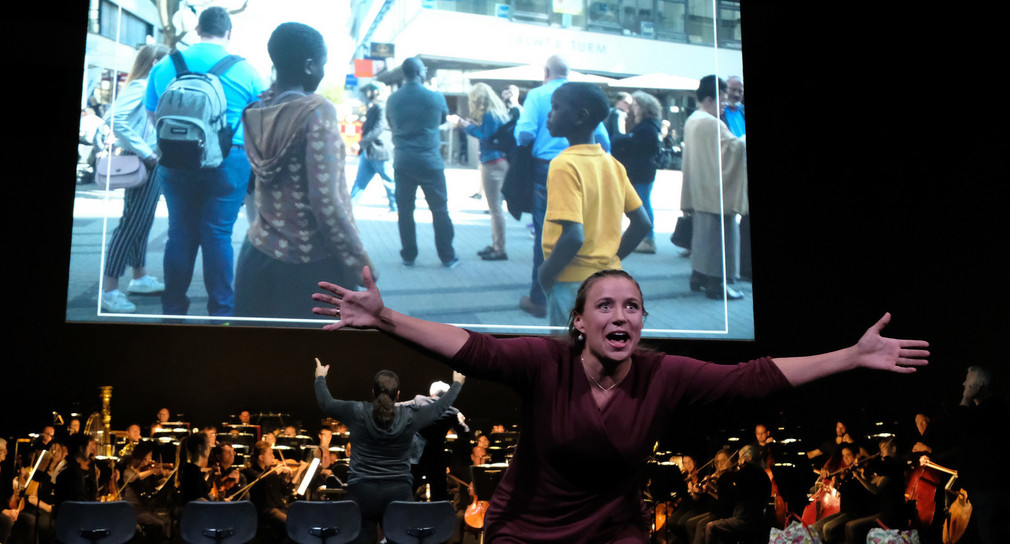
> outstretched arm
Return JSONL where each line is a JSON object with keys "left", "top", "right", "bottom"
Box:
{"left": 312, "top": 266, "right": 471, "bottom": 360}
{"left": 772, "top": 313, "right": 929, "bottom": 387}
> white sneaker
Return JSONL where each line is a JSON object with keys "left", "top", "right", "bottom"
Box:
{"left": 127, "top": 275, "right": 165, "bottom": 294}
{"left": 102, "top": 290, "right": 136, "bottom": 313}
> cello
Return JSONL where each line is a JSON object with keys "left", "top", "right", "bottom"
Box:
{"left": 448, "top": 473, "right": 488, "bottom": 530}
{"left": 907, "top": 459, "right": 971, "bottom": 544}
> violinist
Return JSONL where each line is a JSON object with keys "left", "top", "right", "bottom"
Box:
{"left": 842, "top": 437, "right": 906, "bottom": 544}
{"left": 658, "top": 455, "right": 703, "bottom": 543}
{"left": 53, "top": 434, "right": 98, "bottom": 515}
{"left": 241, "top": 440, "right": 300, "bottom": 542}
{"left": 704, "top": 445, "right": 772, "bottom": 544}
{"left": 810, "top": 445, "right": 875, "bottom": 543}
{"left": 178, "top": 432, "right": 212, "bottom": 504}
{"left": 683, "top": 448, "right": 735, "bottom": 544}
{"left": 208, "top": 442, "right": 246, "bottom": 500}
{"left": 120, "top": 441, "right": 171, "bottom": 542}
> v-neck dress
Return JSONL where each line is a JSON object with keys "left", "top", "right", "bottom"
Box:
{"left": 450, "top": 331, "right": 790, "bottom": 543}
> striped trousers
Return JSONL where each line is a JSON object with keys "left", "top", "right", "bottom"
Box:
{"left": 104, "top": 166, "right": 162, "bottom": 279}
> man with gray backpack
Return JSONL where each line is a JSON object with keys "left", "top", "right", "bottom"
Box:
{"left": 144, "top": 6, "right": 264, "bottom": 316}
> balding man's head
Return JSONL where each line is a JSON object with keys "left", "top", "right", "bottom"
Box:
{"left": 544, "top": 55, "right": 569, "bottom": 82}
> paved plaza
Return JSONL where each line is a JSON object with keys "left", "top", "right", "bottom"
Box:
{"left": 67, "top": 158, "right": 754, "bottom": 339}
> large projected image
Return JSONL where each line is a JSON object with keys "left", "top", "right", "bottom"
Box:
{"left": 67, "top": 0, "right": 752, "bottom": 339}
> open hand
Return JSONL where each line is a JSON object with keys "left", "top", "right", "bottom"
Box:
{"left": 854, "top": 313, "right": 929, "bottom": 373}
{"left": 312, "top": 266, "right": 385, "bottom": 331}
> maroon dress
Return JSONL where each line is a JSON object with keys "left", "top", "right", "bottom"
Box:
{"left": 450, "top": 331, "right": 791, "bottom": 543}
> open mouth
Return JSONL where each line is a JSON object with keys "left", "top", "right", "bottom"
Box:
{"left": 606, "top": 331, "right": 631, "bottom": 348}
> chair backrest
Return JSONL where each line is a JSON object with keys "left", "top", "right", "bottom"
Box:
{"left": 382, "top": 501, "right": 456, "bottom": 544}
{"left": 286, "top": 500, "right": 361, "bottom": 544}
{"left": 55, "top": 501, "right": 137, "bottom": 544}
{"left": 179, "top": 500, "right": 258, "bottom": 544}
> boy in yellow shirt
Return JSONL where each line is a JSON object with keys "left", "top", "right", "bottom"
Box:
{"left": 537, "top": 82, "right": 652, "bottom": 327}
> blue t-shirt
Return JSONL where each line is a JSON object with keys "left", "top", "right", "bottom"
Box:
{"left": 144, "top": 42, "right": 265, "bottom": 146}
{"left": 514, "top": 78, "right": 610, "bottom": 161}
{"left": 723, "top": 105, "right": 745, "bottom": 137}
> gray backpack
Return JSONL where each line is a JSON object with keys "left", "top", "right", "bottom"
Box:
{"left": 154, "top": 50, "right": 242, "bottom": 170}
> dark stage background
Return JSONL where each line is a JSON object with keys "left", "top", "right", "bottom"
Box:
{"left": 4, "top": 4, "right": 1006, "bottom": 453}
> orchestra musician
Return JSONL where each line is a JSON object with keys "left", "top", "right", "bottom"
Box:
{"left": 806, "top": 420, "right": 859, "bottom": 473}
{"left": 53, "top": 434, "right": 98, "bottom": 514}
{"left": 841, "top": 437, "right": 906, "bottom": 544}
{"left": 117, "top": 423, "right": 143, "bottom": 457}
{"left": 1, "top": 438, "right": 17, "bottom": 543}
{"left": 810, "top": 445, "right": 875, "bottom": 543}
{"left": 30, "top": 426, "right": 56, "bottom": 454}
{"left": 208, "top": 442, "right": 246, "bottom": 502}
{"left": 149, "top": 407, "right": 171, "bottom": 437}
{"left": 749, "top": 424, "right": 775, "bottom": 469}
{"left": 921, "top": 365, "right": 1009, "bottom": 544}
{"left": 314, "top": 362, "right": 465, "bottom": 544}
{"left": 470, "top": 433, "right": 491, "bottom": 466}
{"left": 704, "top": 444, "right": 772, "bottom": 544}
{"left": 683, "top": 448, "right": 735, "bottom": 544}
{"left": 312, "top": 266, "right": 929, "bottom": 543}
{"left": 13, "top": 440, "right": 68, "bottom": 544}
{"left": 178, "top": 432, "right": 213, "bottom": 504}
{"left": 241, "top": 440, "right": 304, "bottom": 542}
{"left": 120, "top": 441, "right": 171, "bottom": 542}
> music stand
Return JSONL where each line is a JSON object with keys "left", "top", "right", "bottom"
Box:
{"left": 471, "top": 464, "right": 506, "bottom": 502}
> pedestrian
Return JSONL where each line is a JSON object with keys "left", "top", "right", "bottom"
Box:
{"left": 100, "top": 43, "right": 170, "bottom": 313}
{"left": 385, "top": 57, "right": 458, "bottom": 268}
{"left": 235, "top": 22, "right": 374, "bottom": 319}
{"left": 451, "top": 82, "right": 512, "bottom": 261}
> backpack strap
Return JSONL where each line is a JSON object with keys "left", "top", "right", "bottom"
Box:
{"left": 169, "top": 49, "right": 190, "bottom": 76}
{"left": 209, "top": 55, "right": 243, "bottom": 77}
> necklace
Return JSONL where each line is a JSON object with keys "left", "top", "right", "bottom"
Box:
{"left": 582, "top": 356, "right": 621, "bottom": 392}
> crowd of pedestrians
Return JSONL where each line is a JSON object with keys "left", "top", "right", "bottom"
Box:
{"left": 87, "top": 5, "right": 748, "bottom": 323}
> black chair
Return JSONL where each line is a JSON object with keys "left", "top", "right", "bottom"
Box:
{"left": 286, "top": 500, "right": 361, "bottom": 544}
{"left": 179, "top": 500, "right": 257, "bottom": 544}
{"left": 55, "top": 501, "right": 137, "bottom": 544}
{"left": 382, "top": 501, "right": 455, "bottom": 544}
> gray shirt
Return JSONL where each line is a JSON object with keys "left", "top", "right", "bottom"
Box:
{"left": 385, "top": 80, "right": 449, "bottom": 171}
{"left": 315, "top": 377, "right": 461, "bottom": 485}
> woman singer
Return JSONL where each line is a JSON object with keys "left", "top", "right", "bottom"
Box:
{"left": 311, "top": 267, "right": 928, "bottom": 543}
